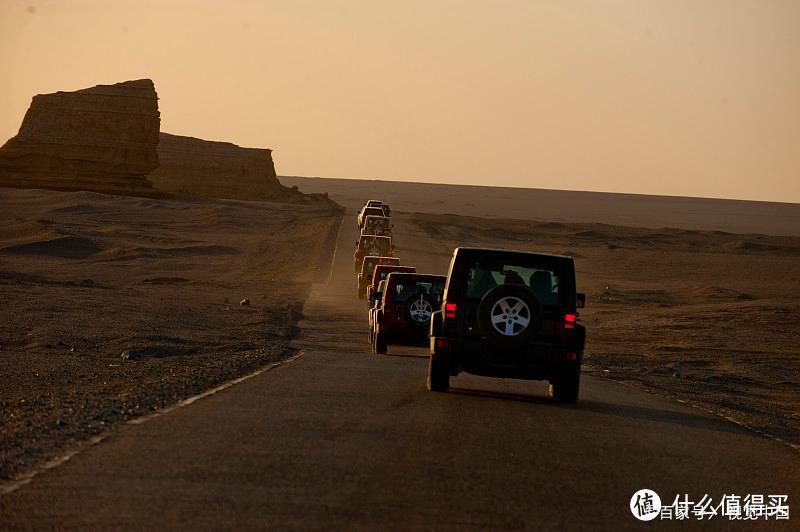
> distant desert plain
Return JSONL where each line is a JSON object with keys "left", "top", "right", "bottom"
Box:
{"left": 1, "top": 79, "right": 799, "bottom": 484}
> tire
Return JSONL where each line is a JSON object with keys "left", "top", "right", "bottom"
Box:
{"left": 477, "top": 284, "right": 543, "bottom": 348}
{"left": 374, "top": 331, "right": 388, "bottom": 355}
{"left": 427, "top": 355, "right": 450, "bottom": 392}
{"left": 407, "top": 294, "right": 436, "bottom": 331}
{"left": 548, "top": 367, "right": 581, "bottom": 403}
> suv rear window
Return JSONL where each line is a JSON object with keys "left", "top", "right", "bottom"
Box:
{"left": 360, "top": 238, "right": 391, "bottom": 255}
{"left": 462, "top": 258, "right": 561, "bottom": 306}
{"left": 393, "top": 279, "right": 445, "bottom": 303}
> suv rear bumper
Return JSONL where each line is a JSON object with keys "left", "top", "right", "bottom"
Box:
{"left": 430, "top": 336, "right": 581, "bottom": 380}
{"left": 378, "top": 322, "right": 429, "bottom": 346}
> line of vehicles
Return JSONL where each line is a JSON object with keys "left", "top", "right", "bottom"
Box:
{"left": 353, "top": 199, "right": 587, "bottom": 403}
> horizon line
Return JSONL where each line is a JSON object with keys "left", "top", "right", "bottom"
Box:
{"left": 279, "top": 175, "right": 800, "bottom": 207}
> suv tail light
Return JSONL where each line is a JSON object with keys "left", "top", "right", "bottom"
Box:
{"left": 445, "top": 302, "right": 457, "bottom": 319}
{"left": 563, "top": 313, "right": 576, "bottom": 329}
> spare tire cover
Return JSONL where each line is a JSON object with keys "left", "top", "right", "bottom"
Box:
{"left": 477, "top": 284, "right": 543, "bottom": 348}
{"left": 407, "top": 293, "right": 436, "bottom": 328}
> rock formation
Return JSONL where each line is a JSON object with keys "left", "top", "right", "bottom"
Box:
{"left": 0, "top": 79, "right": 161, "bottom": 197}
{"left": 148, "top": 132, "right": 303, "bottom": 202}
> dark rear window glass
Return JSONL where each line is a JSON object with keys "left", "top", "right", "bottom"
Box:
{"left": 460, "top": 256, "right": 562, "bottom": 306}
{"left": 392, "top": 279, "right": 445, "bottom": 303}
{"left": 360, "top": 238, "right": 391, "bottom": 255}
{"left": 364, "top": 217, "right": 390, "bottom": 233}
{"left": 362, "top": 257, "right": 397, "bottom": 275}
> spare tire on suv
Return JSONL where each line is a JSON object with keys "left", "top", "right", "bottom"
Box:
{"left": 477, "top": 284, "right": 543, "bottom": 348}
{"left": 407, "top": 293, "right": 436, "bottom": 330}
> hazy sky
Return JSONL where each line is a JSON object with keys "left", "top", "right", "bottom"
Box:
{"left": 1, "top": 0, "right": 798, "bottom": 202}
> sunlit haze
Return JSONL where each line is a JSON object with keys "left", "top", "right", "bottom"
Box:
{"left": 1, "top": 0, "right": 798, "bottom": 202}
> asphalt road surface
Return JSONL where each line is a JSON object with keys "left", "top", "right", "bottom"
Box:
{"left": 1, "top": 213, "right": 797, "bottom": 530}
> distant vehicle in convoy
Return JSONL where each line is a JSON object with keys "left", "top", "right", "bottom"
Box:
{"left": 354, "top": 235, "right": 393, "bottom": 273}
{"left": 367, "top": 264, "right": 417, "bottom": 303}
{"left": 427, "top": 247, "right": 586, "bottom": 402}
{"left": 372, "top": 273, "right": 447, "bottom": 355}
{"left": 361, "top": 215, "right": 392, "bottom": 237}
{"left": 358, "top": 256, "right": 401, "bottom": 299}
{"left": 368, "top": 279, "right": 389, "bottom": 344}
{"left": 362, "top": 199, "right": 392, "bottom": 216}
{"left": 358, "top": 206, "right": 387, "bottom": 229}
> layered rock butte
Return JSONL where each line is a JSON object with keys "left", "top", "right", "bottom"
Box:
{"left": 0, "top": 78, "right": 314, "bottom": 203}
{"left": 0, "top": 79, "right": 162, "bottom": 197}
{"left": 149, "top": 132, "right": 302, "bottom": 202}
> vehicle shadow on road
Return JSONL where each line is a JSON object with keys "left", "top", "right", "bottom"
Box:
{"left": 384, "top": 351, "right": 428, "bottom": 359}
{"left": 448, "top": 387, "right": 550, "bottom": 404}
{"left": 448, "top": 387, "right": 746, "bottom": 435}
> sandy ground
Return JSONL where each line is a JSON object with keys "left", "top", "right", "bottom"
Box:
{"left": 396, "top": 211, "right": 800, "bottom": 447}
{"left": 280, "top": 175, "right": 800, "bottom": 236}
{"left": 0, "top": 187, "right": 341, "bottom": 479}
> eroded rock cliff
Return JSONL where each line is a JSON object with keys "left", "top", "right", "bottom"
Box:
{"left": 149, "top": 132, "right": 303, "bottom": 202}
{"left": 0, "top": 79, "right": 161, "bottom": 197}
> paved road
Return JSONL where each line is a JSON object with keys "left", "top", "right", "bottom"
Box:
{"left": 1, "top": 213, "right": 797, "bottom": 530}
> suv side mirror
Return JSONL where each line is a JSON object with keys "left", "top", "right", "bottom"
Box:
{"left": 576, "top": 293, "right": 586, "bottom": 309}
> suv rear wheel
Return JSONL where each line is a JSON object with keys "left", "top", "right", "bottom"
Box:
{"left": 374, "top": 331, "right": 388, "bottom": 355}
{"left": 547, "top": 368, "right": 580, "bottom": 403}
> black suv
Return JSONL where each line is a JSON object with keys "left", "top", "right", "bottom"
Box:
{"left": 428, "top": 247, "right": 586, "bottom": 402}
{"left": 372, "top": 273, "right": 447, "bottom": 355}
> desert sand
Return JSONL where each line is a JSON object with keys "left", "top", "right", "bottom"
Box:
{"left": 281, "top": 176, "right": 800, "bottom": 236}
{"left": 0, "top": 187, "right": 340, "bottom": 478}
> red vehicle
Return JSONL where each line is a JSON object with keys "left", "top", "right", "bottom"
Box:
{"left": 358, "top": 256, "right": 400, "bottom": 299}
{"left": 367, "top": 264, "right": 416, "bottom": 303}
{"left": 354, "top": 235, "right": 392, "bottom": 273}
{"left": 372, "top": 273, "right": 447, "bottom": 355}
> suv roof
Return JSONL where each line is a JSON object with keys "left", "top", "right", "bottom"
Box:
{"left": 364, "top": 214, "right": 389, "bottom": 222}
{"left": 361, "top": 256, "right": 400, "bottom": 272}
{"left": 386, "top": 272, "right": 447, "bottom": 283}
{"left": 453, "top": 247, "right": 574, "bottom": 262}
